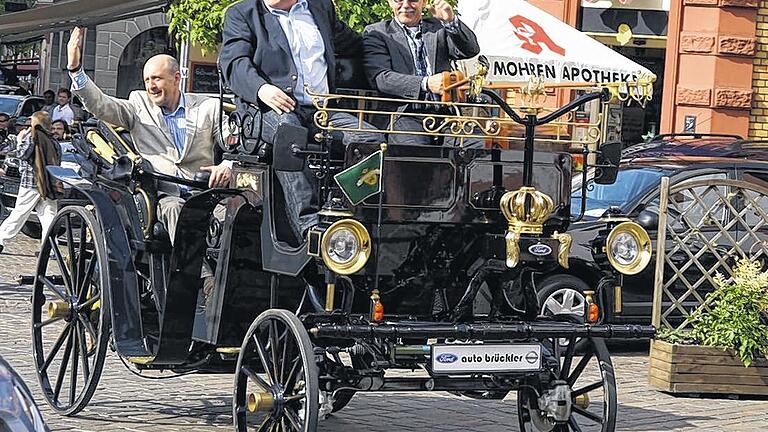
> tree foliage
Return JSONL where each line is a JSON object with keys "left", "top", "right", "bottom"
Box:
{"left": 167, "top": 0, "right": 457, "bottom": 53}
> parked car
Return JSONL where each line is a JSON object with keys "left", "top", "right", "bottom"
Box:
{"left": 537, "top": 134, "right": 768, "bottom": 324}
{"left": 0, "top": 356, "right": 49, "bottom": 431}
{"left": 0, "top": 95, "right": 45, "bottom": 122}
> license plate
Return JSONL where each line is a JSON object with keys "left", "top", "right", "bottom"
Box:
{"left": 431, "top": 343, "right": 541, "bottom": 374}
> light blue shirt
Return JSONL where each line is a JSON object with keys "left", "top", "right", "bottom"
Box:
{"left": 264, "top": 0, "right": 328, "bottom": 105}
{"left": 161, "top": 93, "right": 187, "bottom": 158}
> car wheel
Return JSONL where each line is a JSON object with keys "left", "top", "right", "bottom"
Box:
{"left": 537, "top": 274, "right": 590, "bottom": 320}
{"left": 21, "top": 221, "right": 42, "bottom": 239}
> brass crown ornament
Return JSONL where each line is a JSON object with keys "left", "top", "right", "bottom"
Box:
{"left": 500, "top": 187, "right": 555, "bottom": 235}
{"left": 500, "top": 187, "right": 555, "bottom": 269}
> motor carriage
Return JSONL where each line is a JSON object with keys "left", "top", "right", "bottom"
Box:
{"left": 28, "top": 67, "right": 655, "bottom": 431}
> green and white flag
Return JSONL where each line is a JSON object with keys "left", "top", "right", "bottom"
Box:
{"left": 334, "top": 150, "right": 383, "bottom": 206}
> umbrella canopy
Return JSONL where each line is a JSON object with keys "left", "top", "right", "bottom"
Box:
{"left": 0, "top": 0, "right": 167, "bottom": 43}
{"left": 457, "top": 0, "right": 654, "bottom": 84}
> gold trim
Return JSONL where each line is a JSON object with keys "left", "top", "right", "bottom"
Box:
{"left": 606, "top": 221, "right": 653, "bottom": 275}
{"left": 552, "top": 231, "right": 572, "bottom": 269}
{"left": 216, "top": 347, "right": 241, "bottom": 354}
{"left": 127, "top": 356, "right": 156, "bottom": 365}
{"left": 47, "top": 301, "right": 70, "bottom": 319}
{"left": 505, "top": 230, "right": 520, "bottom": 268}
{"left": 614, "top": 285, "right": 622, "bottom": 314}
{"left": 317, "top": 209, "right": 354, "bottom": 217}
{"left": 247, "top": 392, "right": 275, "bottom": 413}
{"left": 325, "top": 283, "right": 336, "bottom": 312}
{"left": 320, "top": 219, "right": 371, "bottom": 275}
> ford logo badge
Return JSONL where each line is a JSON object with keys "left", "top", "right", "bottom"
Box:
{"left": 528, "top": 244, "right": 552, "bottom": 256}
{"left": 436, "top": 353, "right": 458, "bottom": 364}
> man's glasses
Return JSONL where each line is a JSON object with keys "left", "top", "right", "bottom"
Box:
{"left": 392, "top": 0, "right": 422, "bottom": 4}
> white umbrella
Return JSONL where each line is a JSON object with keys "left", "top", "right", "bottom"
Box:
{"left": 457, "top": 0, "right": 655, "bottom": 84}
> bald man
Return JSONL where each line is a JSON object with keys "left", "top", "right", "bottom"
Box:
{"left": 66, "top": 27, "right": 231, "bottom": 245}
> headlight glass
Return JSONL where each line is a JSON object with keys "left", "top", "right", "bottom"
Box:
{"left": 605, "top": 221, "right": 652, "bottom": 275}
{"left": 610, "top": 232, "right": 639, "bottom": 266}
{"left": 320, "top": 219, "right": 371, "bottom": 275}
{"left": 326, "top": 228, "right": 359, "bottom": 264}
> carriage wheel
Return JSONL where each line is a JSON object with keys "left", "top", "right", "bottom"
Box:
{"left": 234, "top": 309, "right": 318, "bottom": 432}
{"left": 31, "top": 206, "right": 110, "bottom": 415}
{"left": 518, "top": 336, "right": 617, "bottom": 432}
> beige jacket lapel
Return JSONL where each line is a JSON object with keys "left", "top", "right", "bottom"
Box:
{"left": 182, "top": 100, "right": 199, "bottom": 161}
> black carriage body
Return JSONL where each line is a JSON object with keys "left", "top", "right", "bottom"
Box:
{"left": 317, "top": 143, "right": 573, "bottom": 319}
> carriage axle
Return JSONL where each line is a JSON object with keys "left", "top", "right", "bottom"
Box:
{"left": 309, "top": 321, "right": 655, "bottom": 340}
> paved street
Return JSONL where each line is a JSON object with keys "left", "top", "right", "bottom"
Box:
{"left": 1, "top": 234, "right": 768, "bottom": 431}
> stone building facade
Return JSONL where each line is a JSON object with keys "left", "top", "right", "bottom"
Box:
{"left": 45, "top": 12, "right": 170, "bottom": 98}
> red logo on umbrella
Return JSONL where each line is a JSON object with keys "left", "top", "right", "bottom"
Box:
{"left": 509, "top": 15, "right": 566, "bottom": 56}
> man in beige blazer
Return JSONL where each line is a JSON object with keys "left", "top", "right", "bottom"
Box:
{"left": 65, "top": 27, "right": 231, "bottom": 247}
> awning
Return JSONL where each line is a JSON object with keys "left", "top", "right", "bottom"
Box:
{"left": 0, "top": 0, "right": 168, "bottom": 43}
{"left": 457, "top": 0, "right": 654, "bottom": 84}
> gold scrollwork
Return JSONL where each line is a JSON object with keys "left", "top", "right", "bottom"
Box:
{"left": 505, "top": 230, "right": 520, "bottom": 269}
{"left": 236, "top": 172, "right": 261, "bottom": 195}
{"left": 552, "top": 231, "right": 573, "bottom": 269}
{"left": 314, "top": 110, "right": 329, "bottom": 128}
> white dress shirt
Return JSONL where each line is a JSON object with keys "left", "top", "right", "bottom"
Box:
{"left": 51, "top": 104, "right": 75, "bottom": 125}
{"left": 264, "top": 0, "right": 328, "bottom": 105}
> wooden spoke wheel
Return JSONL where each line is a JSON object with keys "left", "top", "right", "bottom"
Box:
{"left": 234, "top": 309, "right": 318, "bottom": 432}
{"left": 518, "top": 337, "right": 617, "bottom": 432}
{"left": 31, "top": 206, "right": 110, "bottom": 415}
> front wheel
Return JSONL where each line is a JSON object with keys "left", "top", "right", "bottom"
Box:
{"left": 517, "top": 336, "right": 617, "bottom": 432}
{"left": 31, "top": 206, "right": 110, "bottom": 415}
{"left": 233, "top": 309, "right": 318, "bottom": 432}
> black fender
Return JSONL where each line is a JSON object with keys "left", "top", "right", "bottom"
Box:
{"left": 47, "top": 166, "right": 150, "bottom": 358}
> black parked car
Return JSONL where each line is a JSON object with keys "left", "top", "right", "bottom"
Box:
{"left": 0, "top": 95, "right": 45, "bottom": 122}
{"left": 539, "top": 134, "right": 768, "bottom": 324}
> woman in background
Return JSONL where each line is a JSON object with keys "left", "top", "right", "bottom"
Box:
{"left": 0, "top": 111, "right": 62, "bottom": 254}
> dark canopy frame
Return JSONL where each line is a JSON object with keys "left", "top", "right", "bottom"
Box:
{"left": 0, "top": 0, "right": 167, "bottom": 43}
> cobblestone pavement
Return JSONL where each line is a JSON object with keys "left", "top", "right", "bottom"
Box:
{"left": 2, "top": 234, "right": 768, "bottom": 431}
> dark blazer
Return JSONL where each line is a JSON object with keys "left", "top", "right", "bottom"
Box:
{"left": 363, "top": 17, "right": 480, "bottom": 100}
{"left": 219, "top": 0, "right": 363, "bottom": 106}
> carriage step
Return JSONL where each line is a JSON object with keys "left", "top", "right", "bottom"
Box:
{"left": 216, "top": 347, "right": 241, "bottom": 354}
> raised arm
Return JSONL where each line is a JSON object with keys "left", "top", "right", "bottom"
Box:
{"left": 66, "top": 27, "right": 136, "bottom": 129}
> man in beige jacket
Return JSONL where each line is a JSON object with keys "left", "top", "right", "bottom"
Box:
{"left": 66, "top": 27, "right": 231, "bottom": 245}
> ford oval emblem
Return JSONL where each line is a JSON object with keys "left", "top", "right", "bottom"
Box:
{"left": 528, "top": 244, "right": 552, "bottom": 256}
{"left": 436, "top": 353, "right": 459, "bottom": 364}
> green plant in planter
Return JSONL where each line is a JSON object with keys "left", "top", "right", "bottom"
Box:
{"left": 689, "top": 259, "right": 768, "bottom": 367}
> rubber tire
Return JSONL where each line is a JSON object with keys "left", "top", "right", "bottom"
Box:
{"left": 31, "top": 206, "right": 110, "bottom": 415}
{"left": 233, "top": 309, "right": 319, "bottom": 432}
{"left": 536, "top": 274, "right": 590, "bottom": 319}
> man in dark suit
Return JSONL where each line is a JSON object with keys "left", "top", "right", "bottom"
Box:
{"left": 363, "top": 0, "right": 481, "bottom": 146}
{"left": 220, "top": 0, "right": 382, "bottom": 240}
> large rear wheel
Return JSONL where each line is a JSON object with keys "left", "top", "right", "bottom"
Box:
{"left": 518, "top": 336, "right": 617, "bottom": 432}
{"left": 31, "top": 206, "right": 110, "bottom": 415}
{"left": 233, "top": 309, "right": 318, "bottom": 432}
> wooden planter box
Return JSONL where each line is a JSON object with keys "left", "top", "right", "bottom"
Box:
{"left": 649, "top": 340, "right": 768, "bottom": 396}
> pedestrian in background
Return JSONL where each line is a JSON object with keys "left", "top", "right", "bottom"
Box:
{"left": 51, "top": 88, "right": 76, "bottom": 125}
{"left": 0, "top": 111, "right": 62, "bottom": 254}
{"left": 42, "top": 90, "right": 56, "bottom": 114}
